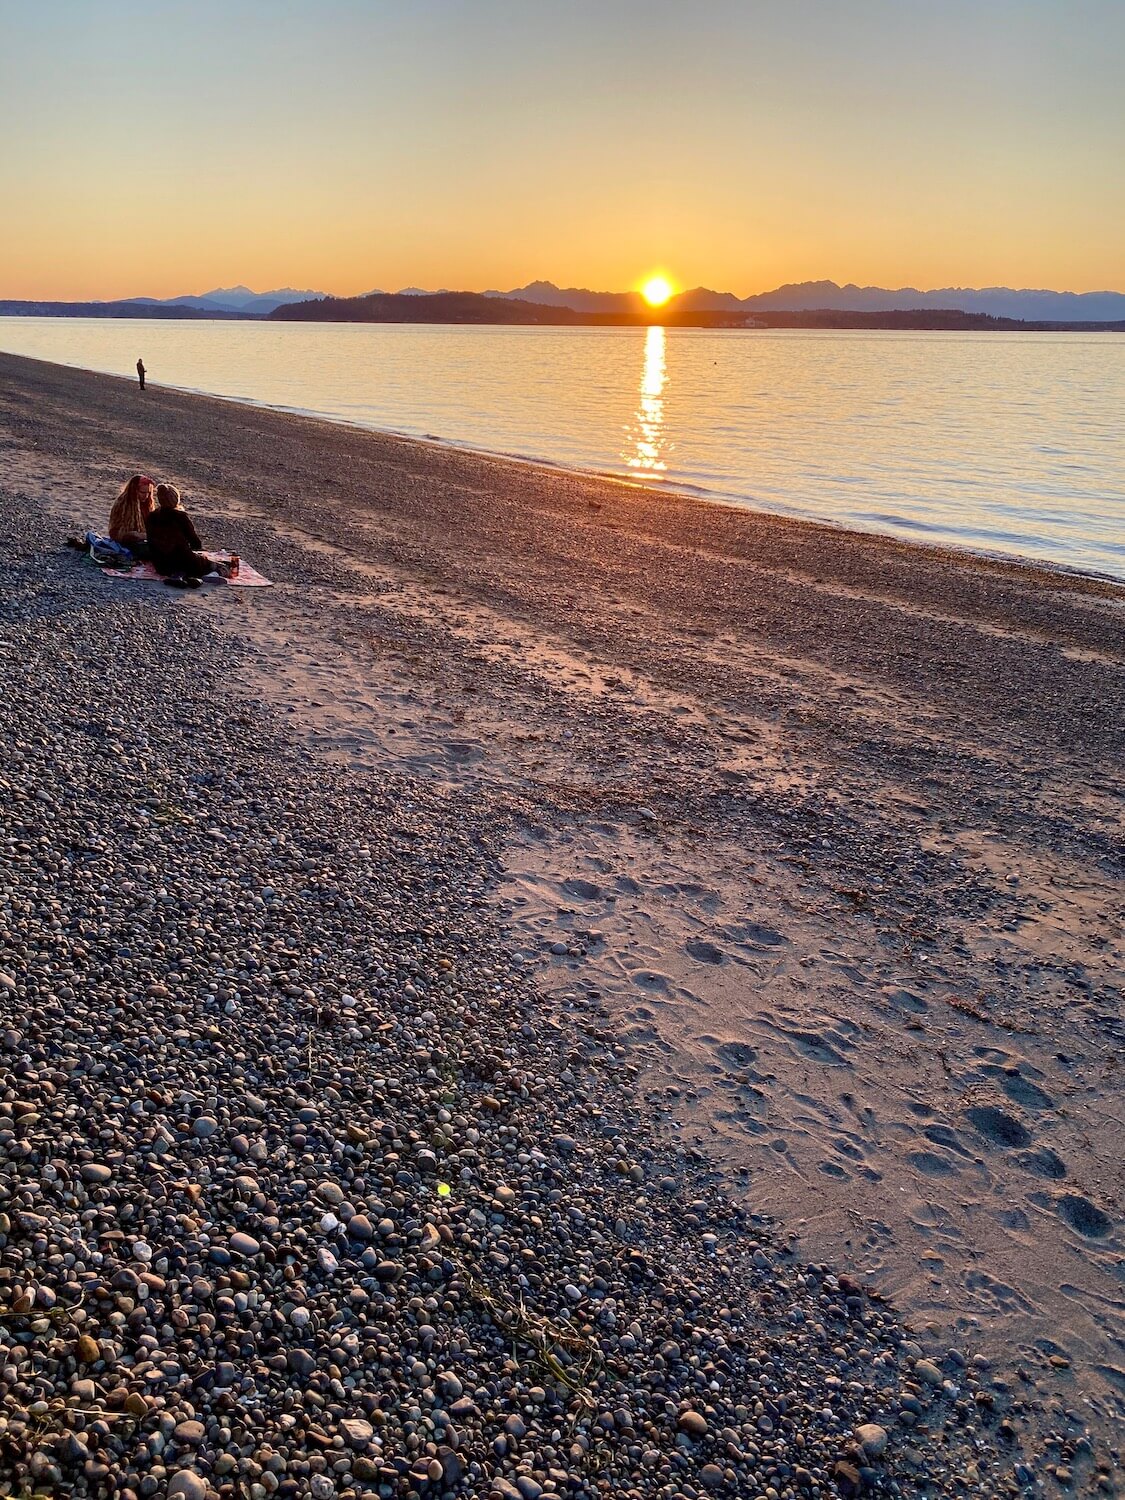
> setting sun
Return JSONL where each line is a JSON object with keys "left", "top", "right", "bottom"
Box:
{"left": 641, "top": 275, "right": 674, "bottom": 307}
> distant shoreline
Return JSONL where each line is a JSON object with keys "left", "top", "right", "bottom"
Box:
{"left": 3, "top": 295, "right": 1124, "bottom": 333}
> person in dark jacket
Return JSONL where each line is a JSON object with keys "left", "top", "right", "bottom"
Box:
{"left": 146, "top": 484, "right": 228, "bottom": 578}
{"left": 136, "top": 357, "right": 146, "bottom": 390}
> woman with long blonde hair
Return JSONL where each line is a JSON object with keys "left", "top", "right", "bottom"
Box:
{"left": 107, "top": 474, "right": 156, "bottom": 552}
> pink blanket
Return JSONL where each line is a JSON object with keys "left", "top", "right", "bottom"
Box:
{"left": 101, "top": 553, "right": 272, "bottom": 588}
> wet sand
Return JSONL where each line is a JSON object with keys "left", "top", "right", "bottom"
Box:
{"left": 2, "top": 349, "right": 1123, "bottom": 1468}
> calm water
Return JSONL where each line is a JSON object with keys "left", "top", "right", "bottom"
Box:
{"left": 3, "top": 316, "right": 1124, "bottom": 579}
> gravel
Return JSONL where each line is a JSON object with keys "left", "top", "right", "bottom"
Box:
{"left": 0, "top": 486, "right": 1032, "bottom": 1498}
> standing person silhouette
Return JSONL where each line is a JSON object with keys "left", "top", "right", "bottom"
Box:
{"left": 136, "top": 357, "right": 146, "bottom": 391}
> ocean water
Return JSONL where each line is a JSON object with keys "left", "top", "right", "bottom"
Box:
{"left": 3, "top": 316, "right": 1123, "bottom": 579}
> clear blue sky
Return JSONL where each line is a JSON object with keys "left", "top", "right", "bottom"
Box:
{"left": 2, "top": 0, "right": 1122, "bottom": 298}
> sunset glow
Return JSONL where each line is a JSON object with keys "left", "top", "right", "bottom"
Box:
{"left": 641, "top": 276, "right": 674, "bottom": 308}
{"left": 0, "top": 3, "right": 1121, "bottom": 300}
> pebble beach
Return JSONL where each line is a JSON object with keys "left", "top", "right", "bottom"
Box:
{"left": 0, "top": 351, "right": 1122, "bottom": 1499}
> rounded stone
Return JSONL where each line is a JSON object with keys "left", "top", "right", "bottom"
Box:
{"left": 915, "top": 1358, "right": 944, "bottom": 1387}
{"left": 168, "top": 1473, "right": 208, "bottom": 1500}
{"left": 856, "top": 1422, "right": 889, "bottom": 1457}
{"left": 677, "top": 1409, "right": 708, "bottom": 1439}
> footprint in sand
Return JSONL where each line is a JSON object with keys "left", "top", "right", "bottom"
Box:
{"left": 783, "top": 1029, "right": 849, "bottom": 1065}
{"left": 563, "top": 877, "right": 603, "bottom": 900}
{"left": 883, "top": 985, "right": 927, "bottom": 1013}
{"left": 630, "top": 969, "right": 674, "bottom": 995}
{"left": 965, "top": 1104, "right": 1032, "bottom": 1148}
{"left": 1017, "top": 1145, "right": 1068, "bottom": 1179}
{"left": 973, "top": 1045, "right": 1011, "bottom": 1065}
{"left": 997, "top": 1206, "right": 1034, "bottom": 1236}
{"left": 964, "top": 1270, "right": 1034, "bottom": 1315}
{"left": 729, "top": 922, "right": 787, "bottom": 949}
{"left": 685, "top": 939, "right": 726, "bottom": 965}
{"left": 1000, "top": 1074, "right": 1055, "bottom": 1111}
{"left": 830, "top": 1135, "right": 867, "bottom": 1163}
{"left": 444, "top": 741, "right": 480, "bottom": 763}
{"left": 909, "top": 1150, "right": 958, "bottom": 1177}
{"left": 923, "top": 1123, "right": 977, "bottom": 1159}
{"left": 622, "top": 1023, "right": 671, "bottom": 1053}
{"left": 1056, "top": 1193, "right": 1114, "bottom": 1240}
{"left": 716, "top": 1096, "right": 770, "bottom": 1133}
{"left": 673, "top": 881, "right": 717, "bottom": 902}
{"left": 714, "top": 1040, "right": 758, "bottom": 1069}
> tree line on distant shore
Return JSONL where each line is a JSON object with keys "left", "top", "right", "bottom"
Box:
{"left": 0, "top": 300, "right": 244, "bottom": 320}
{"left": 269, "top": 292, "right": 1125, "bottom": 332}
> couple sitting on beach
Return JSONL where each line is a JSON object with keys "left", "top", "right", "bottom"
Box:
{"left": 106, "top": 474, "right": 234, "bottom": 585}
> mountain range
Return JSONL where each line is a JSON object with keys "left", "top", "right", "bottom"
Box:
{"left": 122, "top": 285, "right": 325, "bottom": 315}
{"left": 3, "top": 280, "right": 1124, "bottom": 323}
{"left": 483, "top": 280, "right": 1125, "bottom": 322}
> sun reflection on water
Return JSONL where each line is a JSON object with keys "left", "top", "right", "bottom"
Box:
{"left": 625, "top": 323, "right": 668, "bottom": 475}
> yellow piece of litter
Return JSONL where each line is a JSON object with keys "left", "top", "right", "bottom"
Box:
{"left": 437, "top": 1182, "right": 451, "bottom": 1197}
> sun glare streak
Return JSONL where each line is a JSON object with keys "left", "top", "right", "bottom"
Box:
{"left": 625, "top": 324, "right": 668, "bottom": 475}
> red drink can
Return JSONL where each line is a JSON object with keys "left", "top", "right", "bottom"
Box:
{"left": 228, "top": 555, "right": 240, "bottom": 578}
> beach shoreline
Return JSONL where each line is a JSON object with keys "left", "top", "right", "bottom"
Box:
{"left": 2, "top": 332, "right": 1123, "bottom": 587}
{"left": 1, "top": 352, "right": 1123, "bottom": 1489}
{"left": 94, "top": 385, "right": 1125, "bottom": 593}
{"left": 4, "top": 349, "right": 1124, "bottom": 600}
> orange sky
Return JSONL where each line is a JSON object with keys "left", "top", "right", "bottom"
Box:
{"left": 2, "top": 1, "right": 1122, "bottom": 301}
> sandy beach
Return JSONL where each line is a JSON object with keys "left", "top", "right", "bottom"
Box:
{"left": 1, "top": 350, "right": 1122, "bottom": 1496}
